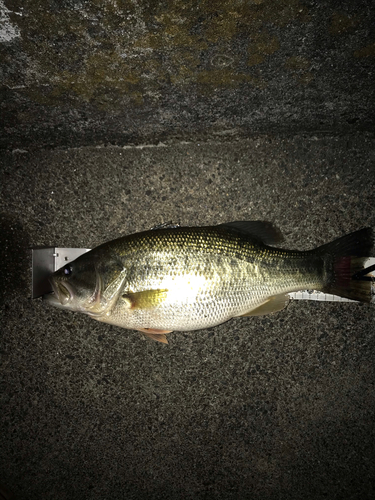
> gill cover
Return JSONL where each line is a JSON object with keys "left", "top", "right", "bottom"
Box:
{"left": 83, "top": 262, "right": 128, "bottom": 317}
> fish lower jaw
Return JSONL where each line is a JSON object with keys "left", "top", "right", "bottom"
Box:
{"left": 43, "top": 291, "right": 76, "bottom": 311}
{"left": 49, "top": 279, "right": 73, "bottom": 306}
{"left": 59, "top": 285, "right": 72, "bottom": 305}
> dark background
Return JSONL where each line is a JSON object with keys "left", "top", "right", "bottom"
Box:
{"left": 1, "top": 1, "right": 375, "bottom": 499}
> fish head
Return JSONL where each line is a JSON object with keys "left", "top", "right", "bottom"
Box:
{"left": 44, "top": 249, "right": 127, "bottom": 317}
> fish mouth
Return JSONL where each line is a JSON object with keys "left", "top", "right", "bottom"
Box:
{"left": 44, "top": 279, "right": 74, "bottom": 306}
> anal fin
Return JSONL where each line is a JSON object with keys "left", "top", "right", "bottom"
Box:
{"left": 240, "top": 294, "right": 290, "bottom": 317}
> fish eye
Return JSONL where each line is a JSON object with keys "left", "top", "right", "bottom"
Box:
{"left": 64, "top": 264, "right": 73, "bottom": 276}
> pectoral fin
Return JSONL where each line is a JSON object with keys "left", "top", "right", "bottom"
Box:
{"left": 137, "top": 328, "right": 172, "bottom": 344}
{"left": 240, "top": 294, "right": 290, "bottom": 317}
{"left": 122, "top": 289, "right": 169, "bottom": 310}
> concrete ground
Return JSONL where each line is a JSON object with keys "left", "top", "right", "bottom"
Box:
{"left": 1, "top": 134, "right": 374, "bottom": 499}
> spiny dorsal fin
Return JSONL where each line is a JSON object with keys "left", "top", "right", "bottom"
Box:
{"left": 151, "top": 222, "right": 181, "bottom": 230}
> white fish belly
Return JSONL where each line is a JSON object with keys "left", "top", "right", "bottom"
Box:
{"left": 100, "top": 268, "right": 279, "bottom": 331}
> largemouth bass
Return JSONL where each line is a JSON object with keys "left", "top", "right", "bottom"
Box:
{"left": 44, "top": 222, "right": 374, "bottom": 343}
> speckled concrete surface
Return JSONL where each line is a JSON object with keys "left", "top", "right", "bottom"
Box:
{"left": 1, "top": 135, "right": 375, "bottom": 499}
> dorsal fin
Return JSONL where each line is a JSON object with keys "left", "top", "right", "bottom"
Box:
{"left": 218, "top": 221, "right": 283, "bottom": 245}
{"left": 151, "top": 222, "right": 180, "bottom": 230}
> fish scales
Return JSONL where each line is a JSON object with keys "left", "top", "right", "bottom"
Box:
{"left": 44, "top": 223, "right": 374, "bottom": 342}
{"left": 95, "top": 227, "right": 323, "bottom": 331}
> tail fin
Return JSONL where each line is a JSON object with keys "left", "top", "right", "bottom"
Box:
{"left": 317, "top": 228, "right": 374, "bottom": 302}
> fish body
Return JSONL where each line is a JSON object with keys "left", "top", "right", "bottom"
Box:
{"left": 45, "top": 222, "right": 373, "bottom": 342}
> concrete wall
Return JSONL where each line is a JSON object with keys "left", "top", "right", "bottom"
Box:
{"left": 1, "top": 0, "right": 374, "bottom": 149}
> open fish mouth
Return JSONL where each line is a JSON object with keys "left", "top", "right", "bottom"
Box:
{"left": 44, "top": 279, "right": 74, "bottom": 306}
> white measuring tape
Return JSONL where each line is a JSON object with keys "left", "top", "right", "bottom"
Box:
{"left": 290, "top": 257, "right": 375, "bottom": 302}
